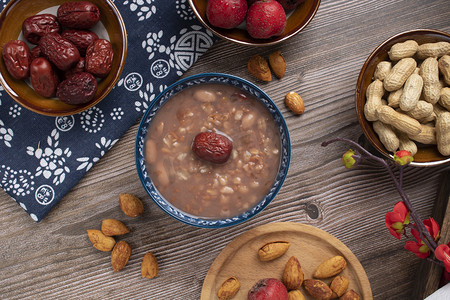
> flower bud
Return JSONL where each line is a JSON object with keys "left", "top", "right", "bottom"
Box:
{"left": 342, "top": 149, "right": 357, "bottom": 168}
{"left": 393, "top": 150, "right": 413, "bottom": 166}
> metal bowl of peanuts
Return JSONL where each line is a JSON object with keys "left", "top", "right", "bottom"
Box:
{"left": 356, "top": 29, "right": 450, "bottom": 166}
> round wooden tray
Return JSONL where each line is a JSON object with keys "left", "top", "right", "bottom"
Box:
{"left": 201, "top": 222, "right": 373, "bottom": 300}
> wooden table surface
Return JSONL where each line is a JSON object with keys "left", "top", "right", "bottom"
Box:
{"left": 1, "top": 0, "right": 449, "bottom": 299}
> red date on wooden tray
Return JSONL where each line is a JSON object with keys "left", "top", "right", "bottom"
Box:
{"left": 62, "top": 29, "right": 98, "bottom": 56}
{"left": 2, "top": 40, "right": 31, "bottom": 80}
{"left": 22, "top": 14, "right": 61, "bottom": 45}
{"left": 85, "top": 39, "right": 113, "bottom": 78}
{"left": 30, "top": 57, "right": 59, "bottom": 98}
{"left": 57, "top": 1, "right": 100, "bottom": 29}
{"left": 56, "top": 72, "right": 97, "bottom": 105}
{"left": 39, "top": 32, "right": 80, "bottom": 71}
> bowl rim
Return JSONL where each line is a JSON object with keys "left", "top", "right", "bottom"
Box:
{"left": 187, "top": 0, "right": 321, "bottom": 47}
{"left": 0, "top": 0, "right": 128, "bottom": 116}
{"left": 135, "top": 72, "right": 291, "bottom": 228}
{"left": 355, "top": 28, "right": 450, "bottom": 167}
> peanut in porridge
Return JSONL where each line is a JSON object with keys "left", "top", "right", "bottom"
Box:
{"left": 144, "top": 83, "right": 281, "bottom": 218}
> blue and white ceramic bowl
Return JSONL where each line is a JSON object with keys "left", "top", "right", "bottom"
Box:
{"left": 135, "top": 73, "right": 290, "bottom": 228}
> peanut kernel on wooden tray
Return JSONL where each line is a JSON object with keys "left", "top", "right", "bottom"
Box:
{"left": 364, "top": 40, "right": 450, "bottom": 157}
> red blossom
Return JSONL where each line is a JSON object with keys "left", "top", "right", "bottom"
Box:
{"left": 393, "top": 150, "right": 414, "bottom": 166}
{"left": 435, "top": 243, "right": 450, "bottom": 273}
{"left": 385, "top": 201, "right": 410, "bottom": 239}
{"left": 405, "top": 218, "right": 440, "bottom": 259}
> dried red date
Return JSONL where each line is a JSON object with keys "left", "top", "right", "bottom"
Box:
{"left": 56, "top": 72, "right": 97, "bottom": 104}
{"left": 39, "top": 32, "right": 80, "bottom": 71}
{"left": 22, "top": 14, "right": 61, "bottom": 45}
{"left": 62, "top": 29, "right": 98, "bottom": 56}
{"left": 30, "top": 57, "right": 59, "bottom": 98}
{"left": 2, "top": 40, "right": 31, "bottom": 80}
{"left": 57, "top": 1, "right": 100, "bottom": 29}
{"left": 192, "top": 132, "right": 233, "bottom": 164}
{"left": 85, "top": 39, "right": 113, "bottom": 78}
{"left": 64, "top": 57, "right": 85, "bottom": 78}
{"left": 30, "top": 46, "right": 43, "bottom": 60}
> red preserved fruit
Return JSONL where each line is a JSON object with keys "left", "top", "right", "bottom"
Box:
{"left": 192, "top": 131, "right": 233, "bottom": 164}
{"left": 206, "top": 0, "right": 248, "bottom": 29}
{"left": 2, "top": 40, "right": 32, "bottom": 80}
{"left": 30, "top": 57, "right": 59, "bottom": 98}
{"left": 57, "top": 1, "right": 100, "bottom": 29}
{"left": 56, "top": 72, "right": 97, "bottom": 104}
{"left": 39, "top": 32, "right": 80, "bottom": 71}
{"left": 246, "top": 0, "right": 287, "bottom": 39}
{"left": 85, "top": 39, "right": 113, "bottom": 78}
{"left": 248, "top": 278, "right": 289, "bottom": 300}
{"left": 22, "top": 14, "right": 61, "bottom": 45}
{"left": 62, "top": 29, "right": 98, "bottom": 56}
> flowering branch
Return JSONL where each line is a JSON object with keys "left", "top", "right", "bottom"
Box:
{"left": 322, "top": 138, "right": 448, "bottom": 270}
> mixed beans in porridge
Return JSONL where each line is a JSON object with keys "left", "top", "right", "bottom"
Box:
{"left": 144, "top": 83, "right": 281, "bottom": 218}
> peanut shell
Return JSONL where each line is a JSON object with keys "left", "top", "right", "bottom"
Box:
{"left": 268, "top": 50, "right": 286, "bottom": 79}
{"left": 313, "top": 255, "right": 347, "bottom": 279}
{"left": 111, "top": 241, "right": 131, "bottom": 272}
{"left": 101, "top": 219, "right": 130, "bottom": 236}
{"left": 119, "top": 193, "right": 144, "bottom": 217}
{"left": 248, "top": 54, "right": 272, "bottom": 82}
{"left": 87, "top": 229, "right": 116, "bottom": 252}
{"left": 141, "top": 252, "right": 159, "bottom": 279}
{"left": 217, "top": 277, "right": 240, "bottom": 300}
{"left": 282, "top": 256, "right": 304, "bottom": 290}
{"left": 303, "top": 279, "right": 333, "bottom": 300}
{"left": 258, "top": 241, "right": 290, "bottom": 261}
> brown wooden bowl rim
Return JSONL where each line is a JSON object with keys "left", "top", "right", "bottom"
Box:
{"left": 355, "top": 29, "right": 450, "bottom": 167}
{"left": 188, "top": 0, "right": 321, "bottom": 46}
{"left": 0, "top": 0, "right": 128, "bottom": 116}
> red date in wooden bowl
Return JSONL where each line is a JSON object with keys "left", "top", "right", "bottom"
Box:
{"left": 22, "top": 14, "right": 61, "bottom": 45}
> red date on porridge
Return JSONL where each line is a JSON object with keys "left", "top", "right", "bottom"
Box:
{"left": 57, "top": 1, "right": 100, "bottom": 29}
{"left": 22, "top": 14, "right": 61, "bottom": 45}
{"left": 2, "top": 40, "right": 31, "bottom": 80}
{"left": 145, "top": 84, "right": 281, "bottom": 218}
{"left": 192, "top": 131, "right": 233, "bottom": 164}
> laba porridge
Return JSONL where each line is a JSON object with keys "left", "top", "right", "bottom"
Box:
{"left": 145, "top": 83, "right": 281, "bottom": 218}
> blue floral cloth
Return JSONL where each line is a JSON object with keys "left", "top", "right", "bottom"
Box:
{"left": 0, "top": 0, "right": 217, "bottom": 222}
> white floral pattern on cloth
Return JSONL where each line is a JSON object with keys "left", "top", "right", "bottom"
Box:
{"left": 0, "top": 0, "right": 217, "bottom": 222}
{"left": 26, "top": 129, "right": 72, "bottom": 186}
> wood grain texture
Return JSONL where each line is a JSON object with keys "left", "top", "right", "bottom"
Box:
{"left": 1, "top": 0, "right": 450, "bottom": 299}
{"left": 413, "top": 171, "right": 450, "bottom": 299}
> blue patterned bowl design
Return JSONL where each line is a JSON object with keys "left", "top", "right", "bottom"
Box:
{"left": 135, "top": 73, "right": 290, "bottom": 228}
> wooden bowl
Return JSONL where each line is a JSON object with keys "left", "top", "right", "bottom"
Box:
{"left": 0, "top": 0, "right": 127, "bottom": 116}
{"left": 355, "top": 29, "right": 450, "bottom": 166}
{"left": 188, "top": 0, "right": 321, "bottom": 46}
